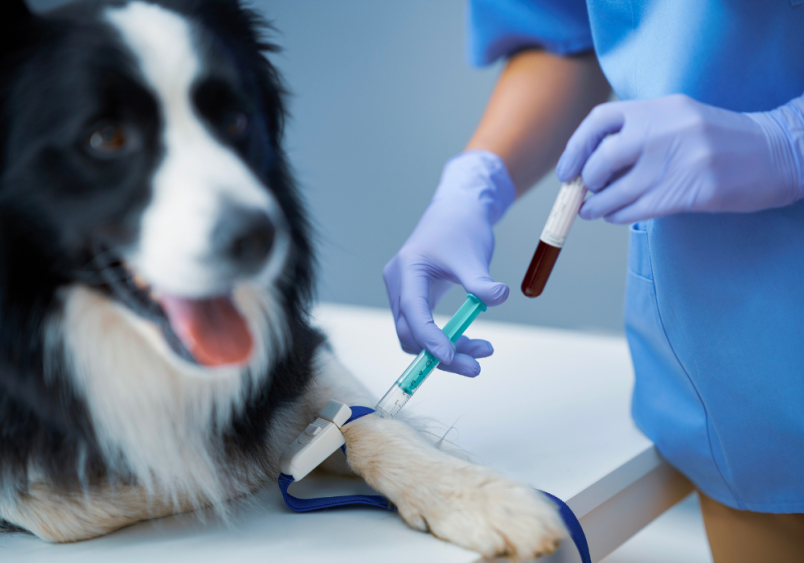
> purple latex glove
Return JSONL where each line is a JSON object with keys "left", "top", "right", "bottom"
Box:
{"left": 556, "top": 94, "right": 804, "bottom": 224}
{"left": 383, "top": 150, "right": 515, "bottom": 377}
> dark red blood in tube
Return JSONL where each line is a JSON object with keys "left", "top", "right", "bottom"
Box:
{"left": 521, "top": 240, "right": 561, "bottom": 298}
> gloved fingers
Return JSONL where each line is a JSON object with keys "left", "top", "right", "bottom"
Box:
{"left": 557, "top": 103, "right": 626, "bottom": 182}
{"left": 454, "top": 335, "right": 494, "bottom": 359}
{"left": 384, "top": 257, "right": 423, "bottom": 353}
{"left": 602, "top": 189, "right": 676, "bottom": 224}
{"left": 437, "top": 353, "right": 481, "bottom": 377}
{"left": 382, "top": 256, "right": 403, "bottom": 321}
{"left": 579, "top": 165, "right": 650, "bottom": 221}
{"left": 394, "top": 314, "right": 424, "bottom": 355}
{"left": 399, "top": 269, "right": 455, "bottom": 365}
{"left": 437, "top": 336, "right": 493, "bottom": 376}
{"left": 453, "top": 261, "right": 510, "bottom": 307}
{"left": 581, "top": 129, "right": 644, "bottom": 193}
{"left": 602, "top": 202, "right": 654, "bottom": 225}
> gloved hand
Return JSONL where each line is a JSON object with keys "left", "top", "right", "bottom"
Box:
{"left": 556, "top": 94, "right": 804, "bottom": 224}
{"left": 383, "top": 150, "right": 515, "bottom": 377}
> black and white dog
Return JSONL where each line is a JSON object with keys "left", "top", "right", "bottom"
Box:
{"left": 0, "top": 0, "right": 563, "bottom": 558}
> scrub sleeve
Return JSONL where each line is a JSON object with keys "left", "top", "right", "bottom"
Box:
{"left": 467, "top": 0, "right": 594, "bottom": 64}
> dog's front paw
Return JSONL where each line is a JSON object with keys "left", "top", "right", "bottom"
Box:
{"left": 343, "top": 417, "right": 566, "bottom": 560}
{"left": 395, "top": 460, "right": 566, "bottom": 560}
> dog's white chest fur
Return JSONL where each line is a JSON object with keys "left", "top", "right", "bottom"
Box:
{"left": 55, "top": 285, "right": 283, "bottom": 503}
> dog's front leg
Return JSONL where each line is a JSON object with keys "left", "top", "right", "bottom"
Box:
{"left": 299, "top": 346, "right": 566, "bottom": 561}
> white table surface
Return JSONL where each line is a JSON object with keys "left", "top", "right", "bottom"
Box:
{"left": 0, "top": 303, "right": 691, "bottom": 562}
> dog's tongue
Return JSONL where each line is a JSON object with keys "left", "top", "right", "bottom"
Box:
{"left": 158, "top": 294, "right": 253, "bottom": 367}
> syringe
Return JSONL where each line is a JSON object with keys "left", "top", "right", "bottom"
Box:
{"left": 278, "top": 294, "right": 488, "bottom": 482}
{"left": 374, "top": 293, "right": 487, "bottom": 419}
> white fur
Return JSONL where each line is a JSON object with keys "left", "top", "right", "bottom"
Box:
{"left": 106, "top": 2, "right": 289, "bottom": 298}
{"left": 55, "top": 283, "right": 287, "bottom": 508}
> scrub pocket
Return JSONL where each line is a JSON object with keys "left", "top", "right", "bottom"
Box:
{"left": 624, "top": 222, "right": 664, "bottom": 404}
{"left": 624, "top": 222, "right": 665, "bottom": 430}
{"left": 627, "top": 222, "right": 653, "bottom": 280}
{"left": 623, "top": 222, "right": 737, "bottom": 506}
{"left": 624, "top": 222, "right": 683, "bottom": 467}
{"left": 624, "top": 222, "right": 660, "bottom": 357}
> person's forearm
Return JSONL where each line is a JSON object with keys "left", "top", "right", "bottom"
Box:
{"left": 465, "top": 50, "right": 611, "bottom": 197}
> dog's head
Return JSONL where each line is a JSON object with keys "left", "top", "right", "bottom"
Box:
{"left": 0, "top": 0, "right": 312, "bottom": 370}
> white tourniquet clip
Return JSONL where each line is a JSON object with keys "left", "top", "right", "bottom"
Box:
{"left": 277, "top": 400, "right": 390, "bottom": 511}
{"left": 279, "top": 400, "right": 355, "bottom": 482}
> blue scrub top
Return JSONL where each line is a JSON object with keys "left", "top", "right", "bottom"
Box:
{"left": 468, "top": 0, "right": 804, "bottom": 513}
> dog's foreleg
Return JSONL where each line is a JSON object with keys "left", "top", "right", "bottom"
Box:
{"left": 297, "top": 346, "right": 566, "bottom": 561}
{"left": 0, "top": 482, "right": 199, "bottom": 543}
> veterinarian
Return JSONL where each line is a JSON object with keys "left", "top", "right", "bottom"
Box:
{"left": 383, "top": 1, "right": 804, "bottom": 561}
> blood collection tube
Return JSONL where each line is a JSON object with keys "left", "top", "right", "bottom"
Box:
{"left": 521, "top": 177, "right": 587, "bottom": 298}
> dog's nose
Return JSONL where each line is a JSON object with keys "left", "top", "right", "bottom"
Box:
{"left": 214, "top": 206, "right": 275, "bottom": 274}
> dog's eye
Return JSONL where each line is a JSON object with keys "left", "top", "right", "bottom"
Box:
{"left": 221, "top": 111, "right": 248, "bottom": 140}
{"left": 87, "top": 124, "right": 128, "bottom": 156}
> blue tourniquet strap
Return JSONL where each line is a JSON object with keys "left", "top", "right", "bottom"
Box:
{"left": 344, "top": 406, "right": 375, "bottom": 424}
{"left": 538, "top": 490, "right": 591, "bottom": 563}
{"left": 278, "top": 406, "right": 590, "bottom": 563}
{"left": 278, "top": 472, "right": 393, "bottom": 512}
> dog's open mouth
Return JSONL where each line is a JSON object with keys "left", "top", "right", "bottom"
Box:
{"left": 85, "top": 248, "right": 254, "bottom": 368}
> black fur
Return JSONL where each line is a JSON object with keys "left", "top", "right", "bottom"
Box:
{"left": 0, "top": 519, "right": 30, "bottom": 535}
{"left": 0, "top": 0, "right": 318, "bottom": 502}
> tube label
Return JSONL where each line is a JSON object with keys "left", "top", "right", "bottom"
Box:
{"left": 539, "top": 178, "right": 587, "bottom": 248}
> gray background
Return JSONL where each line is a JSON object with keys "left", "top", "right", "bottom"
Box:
{"left": 30, "top": 0, "right": 629, "bottom": 333}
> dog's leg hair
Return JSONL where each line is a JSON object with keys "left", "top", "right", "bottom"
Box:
{"left": 0, "top": 481, "right": 202, "bottom": 543}
{"left": 281, "top": 346, "right": 567, "bottom": 561}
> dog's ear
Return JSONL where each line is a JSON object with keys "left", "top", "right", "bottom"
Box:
{"left": 0, "top": 1, "right": 35, "bottom": 55}
{"left": 189, "top": 0, "right": 286, "bottom": 141}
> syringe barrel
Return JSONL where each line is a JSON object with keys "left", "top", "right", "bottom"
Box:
{"left": 375, "top": 294, "right": 487, "bottom": 418}
{"left": 393, "top": 349, "right": 438, "bottom": 396}
{"left": 441, "top": 293, "right": 488, "bottom": 342}
{"left": 375, "top": 384, "right": 412, "bottom": 419}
